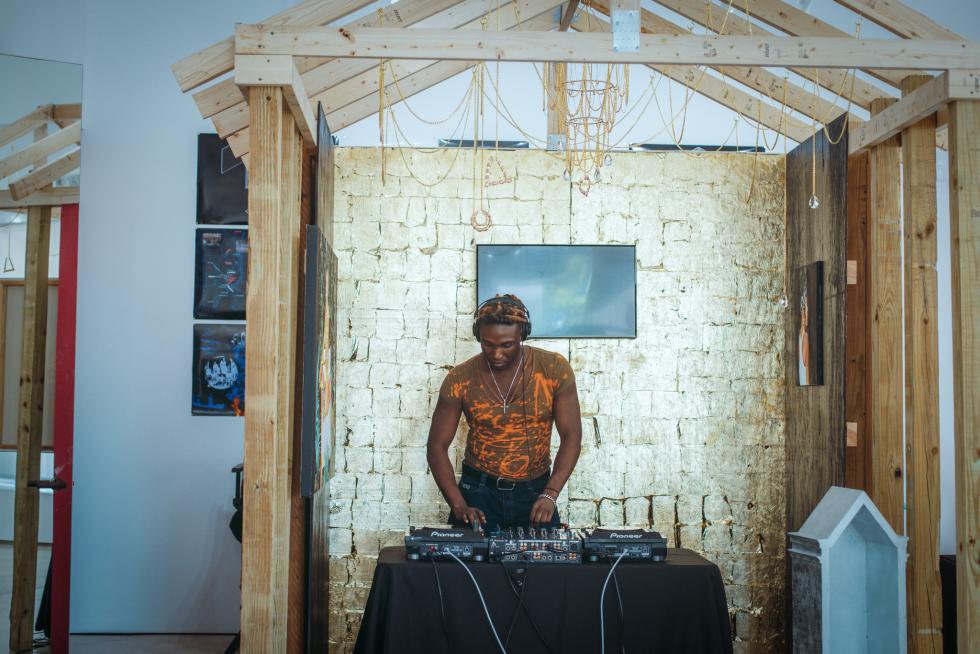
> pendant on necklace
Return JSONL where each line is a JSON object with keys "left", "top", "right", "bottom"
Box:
{"left": 503, "top": 403, "right": 508, "bottom": 414}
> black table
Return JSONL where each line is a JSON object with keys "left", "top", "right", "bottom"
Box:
{"left": 354, "top": 546, "right": 732, "bottom": 654}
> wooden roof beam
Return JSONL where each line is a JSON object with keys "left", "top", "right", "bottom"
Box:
{"left": 849, "top": 70, "right": 979, "bottom": 155}
{"left": 834, "top": 0, "right": 965, "bottom": 40}
{"left": 590, "top": 0, "right": 860, "bottom": 129}
{"left": 235, "top": 55, "right": 317, "bottom": 146}
{"left": 729, "top": 0, "right": 914, "bottom": 88}
{"left": 51, "top": 103, "right": 81, "bottom": 127}
{"left": 0, "top": 106, "right": 52, "bottom": 149}
{"left": 0, "top": 187, "right": 79, "bottom": 210}
{"left": 559, "top": 1, "right": 580, "bottom": 32}
{"left": 9, "top": 149, "right": 80, "bottom": 201}
{"left": 171, "top": 0, "right": 380, "bottom": 92}
{"left": 575, "top": 11, "right": 813, "bottom": 142}
{"left": 651, "top": 0, "right": 891, "bottom": 108}
{"left": 0, "top": 122, "right": 81, "bottom": 181}
{"left": 234, "top": 26, "right": 980, "bottom": 70}
{"left": 193, "top": 0, "right": 470, "bottom": 120}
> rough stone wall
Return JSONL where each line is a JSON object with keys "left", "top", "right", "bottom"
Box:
{"left": 327, "top": 148, "right": 786, "bottom": 653}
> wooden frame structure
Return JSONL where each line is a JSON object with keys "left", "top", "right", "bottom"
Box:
{"left": 172, "top": 1, "right": 979, "bottom": 652}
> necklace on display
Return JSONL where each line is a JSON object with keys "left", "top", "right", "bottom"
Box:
{"left": 486, "top": 346, "right": 524, "bottom": 414}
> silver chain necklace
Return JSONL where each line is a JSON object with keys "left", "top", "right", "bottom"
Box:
{"left": 486, "top": 346, "right": 524, "bottom": 414}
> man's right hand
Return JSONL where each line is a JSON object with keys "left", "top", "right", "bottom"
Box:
{"left": 452, "top": 504, "right": 486, "bottom": 528}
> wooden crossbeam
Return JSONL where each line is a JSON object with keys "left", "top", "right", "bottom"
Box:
{"left": 193, "top": 0, "right": 467, "bottom": 120}
{"left": 208, "top": 0, "right": 560, "bottom": 139}
{"left": 591, "top": 0, "right": 859, "bottom": 128}
{"left": 0, "top": 106, "right": 52, "bottom": 149}
{"left": 559, "top": 0, "right": 580, "bottom": 32}
{"left": 236, "top": 55, "right": 318, "bottom": 146}
{"left": 651, "top": 0, "right": 889, "bottom": 109}
{"left": 575, "top": 13, "right": 813, "bottom": 142}
{"left": 171, "top": 0, "right": 379, "bottom": 92}
{"left": 51, "top": 103, "right": 81, "bottom": 127}
{"left": 0, "top": 122, "right": 81, "bottom": 181}
{"left": 234, "top": 26, "right": 980, "bottom": 70}
{"left": 850, "top": 71, "right": 980, "bottom": 155}
{"left": 9, "top": 149, "right": 80, "bottom": 201}
{"left": 0, "top": 187, "right": 79, "bottom": 210}
{"left": 835, "top": 0, "right": 964, "bottom": 40}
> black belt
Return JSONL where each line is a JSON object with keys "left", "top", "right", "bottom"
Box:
{"left": 460, "top": 464, "right": 549, "bottom": 491}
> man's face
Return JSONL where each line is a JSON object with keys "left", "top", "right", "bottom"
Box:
{"left": 478, "top": 323, "right": 523, "bottom": 371}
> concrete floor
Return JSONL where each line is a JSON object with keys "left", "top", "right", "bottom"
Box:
{"left": 0, "top": 543, "right": 236, "bottom": 653}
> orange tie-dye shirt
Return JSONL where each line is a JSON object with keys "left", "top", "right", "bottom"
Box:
{"left": 440, "top": 346, "right": 575, "bottom": 481}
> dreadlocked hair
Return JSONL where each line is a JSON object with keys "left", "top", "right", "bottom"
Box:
{"left": 473, "top": 294, "right": 530, "bottom": 340}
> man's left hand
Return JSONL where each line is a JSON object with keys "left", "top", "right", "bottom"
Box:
{"left": 530, "top": 493, "right": 557, "bottom": 526}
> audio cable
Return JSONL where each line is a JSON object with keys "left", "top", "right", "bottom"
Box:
{"left": 447, "top": 551, "right": 508, "bottom": 654}
{"left": 499, "top": 562, "right": 558, "bottom": 654}
{"left": 431, "top": 559, "right": 454, "bottom": 653}
{"left": 600, "top": 552, "right": 628, "bottom": 654}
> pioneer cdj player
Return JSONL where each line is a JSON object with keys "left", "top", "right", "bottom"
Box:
{"left": 405, "top": 527, "right": 489, "bottom": 561}
{"left": 488, "top": 527, "right": 583, "bottom": 563}
{"left": 583, "top": 528, "right": 667, "bottom": 562}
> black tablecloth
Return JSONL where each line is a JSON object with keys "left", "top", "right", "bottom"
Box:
{"left": 354, "top": 546, "right": 732, "bottom": 654}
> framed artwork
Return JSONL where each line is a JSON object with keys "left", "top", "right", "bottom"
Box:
{"left": 196, "top": 133, "right": 248, "bottom": 225}
{"left": 194, "top": 228, "right": 248, "bottom": 319}
{"left": 301, "top": 224, "right": 338, "bottom": 497}
{"left": 192, "top": 323, "right": 246, "bottom": 416}
{"left": 794, "top": 261, "right": 824, "bottom": 386}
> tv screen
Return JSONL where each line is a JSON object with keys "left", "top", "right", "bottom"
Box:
{"left": 476, "top": 245, "right": 636, "bottom": 338}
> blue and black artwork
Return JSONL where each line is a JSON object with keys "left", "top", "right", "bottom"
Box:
{"left": 192, "top": 323, "right": 246, "bottom": 416}
{"left": 194, "top": 228, "right": 248, "bottom": 319}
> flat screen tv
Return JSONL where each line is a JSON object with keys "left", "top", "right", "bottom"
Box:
{"left": 476, "top": 245, "right": 636, "bottom": 338}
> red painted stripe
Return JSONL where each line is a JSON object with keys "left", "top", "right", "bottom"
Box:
{"left": 51, "top": 203, "right": 78, "bottom": 654}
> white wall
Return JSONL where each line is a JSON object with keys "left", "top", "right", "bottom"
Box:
{"left": 0, "top": 0, "right": 973, "bottom": 635}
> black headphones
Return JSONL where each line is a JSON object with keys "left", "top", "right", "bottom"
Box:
{"left": 472, "top": 295, "right": 532, "bottom": 341}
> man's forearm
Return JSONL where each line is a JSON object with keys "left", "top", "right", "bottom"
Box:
{"left": 545, "top": 434, "right": 581, "bottom": 495}
{"left": 427, "top": 445, "right": 466, "bottom": 509}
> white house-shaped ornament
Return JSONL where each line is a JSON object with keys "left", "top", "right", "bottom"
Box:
{"left": 788, "top": 486, "right": 908, "bottom": 654}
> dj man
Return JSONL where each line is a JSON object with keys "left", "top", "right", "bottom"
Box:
{"left": 426, "top": 294, "right": 582, "bottom": 530}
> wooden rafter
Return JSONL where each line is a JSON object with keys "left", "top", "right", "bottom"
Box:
{"left": 9, "top": 149, "right": 80, "bottom": 202}
{"left": 0, "top": 187, "right": 79, "bottom": 210}
{"left": 590, "top": 0, "right": 859, "bottom": 128}
{"left": 233, "top": 27, "right": 980, "bottom": 70}
{"left": 559, "top": 0, "right": 580, "bottom": 31}
{"left": 0, "top": 106, "right": 52, "bottom": 149}
{"left": 170, "top": 0, "right": 378, "bottom": 92}
{"left": 834, "top": 0, "right": 965, "bottom": 40}
{"left": 0, "top": 122, "right": 81, "bottom": 181}
{"left": 651, "top": 0, "right": 890, "bottom": 109}
{"left": 730, "top": 0, "right": 914, "bottom": 88}
{"left": 193, "top": 0, "right": 467, "bottom": 120}
{"left": 51, "top": 104, "right": 81, "bottom": 127}
{"left": 850, "top": 71, "right": 979, "bottom": 155}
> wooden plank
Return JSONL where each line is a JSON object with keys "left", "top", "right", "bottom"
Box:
{"left": 845, "top": 151, "right": 871, "bottom": 492}
{"left": 731, "top": 0, "right": 913, "bottom": 87}
{"left": 592, "top": 0, "right": 860, "bottom": 126}
{"left": 235, "top": 26, "right": 980, "bottom": 70}
{"left": 193, "top": 0, "right": 474, "bottom": 119}
{"left": 850, "top": 71, "right": 980, "bottom": 155}
{"left": 651, "top": 0, "right": 890, "bottom": 108}
{"left": 31, "top": 123, "right": 48, "bottom": 172}
{"left": 0, "top": 105, "right": 52, "bottom": 149}
{"left": 0, "top": 187, "right": 80, "bottom": 210}
{"left": 9, "top": 149, "right": 80, "bottom": 201}
{"left": 900, "top": 74, "right": 943, "bottom": 654}
{"left": 171, "top": 0, "right": 378, "bottom": 92}
{"left": 241, "top": 85, "right": 303, "bottom": 653}
{"left": 8, "top": 205, "right": 51, "bottom": 652}
{"left": 51, "top": 103, "right": 81, "bottom": 126}
{"left": 868, "top": 97, "right": 906, "bottom": 534}
{"left": 784, "top": 113, "right": 849, "bottom": 533}
{"left": 283, "top": 60, "right": 318, "bottom": 148}
{"left": 947, "top": 99, "right": 980, "bottom": 654}
{"left": 546, "top": 62, "right": 562, "bottom": 150}
{"left": 559, "top": 0, "right": 580, "bottom": 31}
{"left": 834, "top": 0, "right": 965, "bottom": 40}
{"left": 0, "top": 122, "right": 81, "bottom": 181}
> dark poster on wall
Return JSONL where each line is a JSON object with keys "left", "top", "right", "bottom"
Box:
{"left": 194, "top": 228, "right": 248, "bottom": 319}
{"left": 196, "top": 133, "right": 248, "bottom": 225}
{"left": 794, "top": 261, "right": 825, "bottom": 386}
{"left": 192, "top": 323, "right": 246, "bottom": 416}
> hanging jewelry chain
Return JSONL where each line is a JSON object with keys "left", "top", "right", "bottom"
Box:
{"left": 486, "top": 346, "right": 525, "bottom": 413}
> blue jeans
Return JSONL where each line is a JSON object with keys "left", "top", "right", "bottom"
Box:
{"left": 447, "top": 465, "right": 561, "bottom": 531}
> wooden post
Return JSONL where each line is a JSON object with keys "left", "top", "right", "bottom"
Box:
{"left": 546, "top": 62, "right": 563, "bottom": 151}
{"left": 868, "top": 98, "right": 905, "bottom": 533}
{"left": 242, "top": 85, "right": 304, "bottom": 653}
{"left": 845, "top": 152, "right": 871, "bottom": 492}
{"left": 8, "top": 205, "right": 51, "bottom": 652}
{"left": 901, "top": 75, "right": 943, "bottom": 654}
{"left": 947, "top": 98, "right": 980, "bottom": 654}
